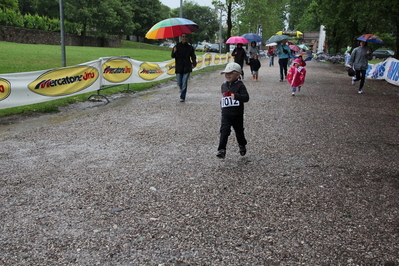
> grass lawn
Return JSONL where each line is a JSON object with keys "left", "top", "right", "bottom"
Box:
{"left": 0, "top": 40, "right": 212, "bottom": 117}
{"left": 0, "top": 41, "right": 174, "bottom": 73}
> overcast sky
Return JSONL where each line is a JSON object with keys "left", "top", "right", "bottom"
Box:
{"left": 160, "top": 0, "right": 215, "bottom": 9}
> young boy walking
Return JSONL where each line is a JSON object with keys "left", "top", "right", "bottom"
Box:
{"left": 250, "top": 54, "right": 261, "bottom": 81}
{"left": 216, "top": 62, "right": 250, "bottom": 159}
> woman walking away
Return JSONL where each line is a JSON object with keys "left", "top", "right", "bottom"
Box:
{"left": 349, "top": 40, "right": 371, "bottom": 94}
{"left": 276, "top": 40, "right": 294, "bottom": 82}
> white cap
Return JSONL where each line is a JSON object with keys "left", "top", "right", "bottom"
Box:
{"left": 221, "top": 62, "right": 242, "bottom": 74}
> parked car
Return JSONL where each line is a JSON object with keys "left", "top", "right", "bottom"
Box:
{"left": 195, "top": 44, "right": 210, "bottom": 52}
{"left": 372, "top": 49, "right": 395, "bottom": 59}
{"left": 159, "top": 43, "right": 174, "bottom": 48}
{"left": 208, "top": 43, "right": 226, "bottom": 53}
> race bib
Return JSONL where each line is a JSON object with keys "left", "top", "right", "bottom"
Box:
{"left": 221, "top": 96, "right": 240, "bottom": 108}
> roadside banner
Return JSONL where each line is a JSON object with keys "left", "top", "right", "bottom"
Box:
{"left": 0, "top": 53, "right": 233, "bottom": 109}
{"left": 345, "top": 56, "right": 398, "bottom": 86}
{"left": 367, "top": 58, "right": 399, "bottom": 86}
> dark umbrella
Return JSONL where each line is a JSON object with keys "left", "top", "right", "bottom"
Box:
{"left": 266, "top": 35, "right": 290, "bottom": 44}
{"left": 241, "top": 33, "right": 263, "bottom": 43}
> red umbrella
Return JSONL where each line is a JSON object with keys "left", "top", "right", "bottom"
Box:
{"left": 226, "top": 36, "right": 250, "bottom": 44}
{"left": 289, "top": 44, "right": 300, "bottom": 52}
{"left": 145, "top": 18, "right": 199, "bottom": 39}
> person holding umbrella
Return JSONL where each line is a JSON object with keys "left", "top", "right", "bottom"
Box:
{"left": 348, "top": 40, "right": 372, "bottom": 94}
{"left": 171, "top": 33, "right": 197, "bottom": 102}
{"left": 276, "top": 40, "right": 294, "bottom": 82}
{"left": 231, "top": 43, "right": 249, "bottom": 79}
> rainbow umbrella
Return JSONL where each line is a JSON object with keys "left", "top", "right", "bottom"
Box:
{"left": 357, "top": 33, "right": 383, "bottom": 44}
{"left": 226, "top": 36, "right": 250, "bottom": 44}
{"left": 145, "top": 18, "right": 199, "bottom": 39}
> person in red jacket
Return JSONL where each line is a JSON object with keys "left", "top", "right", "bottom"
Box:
{"left": 297, "top": 54, "right": 307, "bottom": 67}
{"left": 287, "top": 58, "right": 306, "bottom": 96}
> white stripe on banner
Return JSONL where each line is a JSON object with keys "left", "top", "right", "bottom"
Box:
{"left": 0, "top": 53, "right": 233, "bottom": 109}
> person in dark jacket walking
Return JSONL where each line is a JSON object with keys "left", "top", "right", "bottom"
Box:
{"left": 171, "top": 33, "right": 197, "bottom": 102}
{"left": 216, "top": 62, "right": 250, "bottom": 159}
{"left": 231, "top": 43, "right": 248, "bottom": 79}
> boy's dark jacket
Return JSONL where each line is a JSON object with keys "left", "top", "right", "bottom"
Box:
{"left": 220, "top": 79, "right": 249, "bottom": 116}
{"left": 250, "top": 59, "right": 261, "bottom": 71}
{"left": 171, "top": 42, "right": 197, "bottom": 74}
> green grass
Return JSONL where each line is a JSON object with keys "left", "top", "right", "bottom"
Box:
{"left": 0, "top": 41, "right": 174, "bottom": 73}
{"left": 0, "top": 40, "right": 212, "bottom": 118}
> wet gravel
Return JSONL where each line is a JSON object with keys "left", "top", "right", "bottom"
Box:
{"left": 1, "top": 60, "right": 399, "bottom": 265}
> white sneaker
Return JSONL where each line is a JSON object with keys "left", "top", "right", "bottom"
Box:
{"left": 292, "top": 92, "right": 295, "bottom": 96}
{"left": 351, "top": 77, "right": 356, "bottom": 86}
{"left": 358, "top": 90, "right": 363, "bottom": 94}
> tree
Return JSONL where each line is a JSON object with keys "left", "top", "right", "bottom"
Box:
{"left": 127, "top": 0, "right": 169, "bottom": 42}
{"left": 287, "top": 0, "right": 319, "bottom": 31}
{"left": 64, "top": 0, "right": 135, "bottom": 41}
{"left": 1, "top": 0, "right": 18, "bottom": 11}
{"left": 236, "top": 0, "right": 286, "bottom": 41}
{"left": 170, "top": 1, "right": 219, "bottom": 44}
{"left": 18, "top": 0, "right": 59, "bottom": 17}
{"left": 287, "top": 0, "right": 397, "bottom": 56}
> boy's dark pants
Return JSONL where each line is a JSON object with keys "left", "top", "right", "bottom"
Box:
{"left": 218, "top": 114, "right": 247, "bottom": 151}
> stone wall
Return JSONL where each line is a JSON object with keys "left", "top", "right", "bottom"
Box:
{"left": 0, "top": 26, "right": 121, "bottom": 48}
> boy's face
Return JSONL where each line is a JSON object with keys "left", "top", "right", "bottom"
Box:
{"left": 225, "top": 71, "right": 241, "bottom": 82}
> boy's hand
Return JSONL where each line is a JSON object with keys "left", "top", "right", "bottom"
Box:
{"left": 231, "top": 93, "right": 235, "bottom": 100}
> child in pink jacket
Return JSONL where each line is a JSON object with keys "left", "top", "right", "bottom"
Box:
{"left": 287, "top": 58, "right": 306, "bottom": 96}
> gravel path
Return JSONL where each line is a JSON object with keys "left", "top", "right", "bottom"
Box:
{"left": 1, "top": 60, "right": 399, "bottom": 265}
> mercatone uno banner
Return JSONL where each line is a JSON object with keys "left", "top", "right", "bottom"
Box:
{"left": 0, "top": 53, "right": 233, "bottom": 109}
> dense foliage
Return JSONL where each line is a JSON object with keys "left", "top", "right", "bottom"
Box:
{"left": 0, "top": 0, "right": 396, "bottom": 56}
{"left": 287, "top": 0, "right": 397, "bottom": 56}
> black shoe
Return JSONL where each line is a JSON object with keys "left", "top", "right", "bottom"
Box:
{"left": 239, "top": 145, "right": 246, "bottom": 156}
{"left": 216, "top": 149, "right": 226, "bottom": 159}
